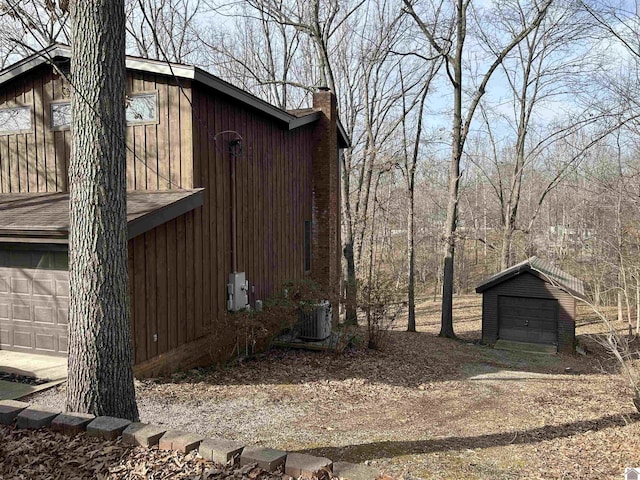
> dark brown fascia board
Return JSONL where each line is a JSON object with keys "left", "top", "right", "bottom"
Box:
{"left": 0, "top": 228, "right": 68, "bottom": 244}
{"left": 337, "top": 118, "right": 350, "bottom": 148}
{"left": 288, "top": 111, "right": 322, "bottom": 130}
{"left": 192, "top": 69, "right": 295, "bottom": 125}
{"left": 287, "top": 112, "right": 350, "bottom": 148}
{"left": 475, "top": 264, "right": 530, "bottom": 293}
{"left": 127, "top": 189, "right": 204, "bottom": 240}
{"left": 0, "top": 228, "right": 66, "bottom": 236}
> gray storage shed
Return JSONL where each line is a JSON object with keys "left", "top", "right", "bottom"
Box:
{"left": 475, "top": 256, "right": 586, "bottom": 353}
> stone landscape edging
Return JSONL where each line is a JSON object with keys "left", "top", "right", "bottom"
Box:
{"left": 0, "top": 399, "right": 382, "bottom": 480}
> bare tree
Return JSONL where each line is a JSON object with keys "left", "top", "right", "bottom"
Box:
{"left": 202, "top": 1, "right": 306, "bottom": 109}
{"left": 126, "top": 0, "right": 203, "bottom": 63}
{"left": 398, "top": 54, "right": 442, "bottom": 331}
{"left": 482, "top": 1, "right": 596, "bottom": 269}
{"left": 403, "top": 0, "right": 553, "bottom": 337}
{"left": 0, "top": 0, "right": 69, "bottom": 64}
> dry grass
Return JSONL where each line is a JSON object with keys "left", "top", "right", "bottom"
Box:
{"left": 27, "top": 295, "right": 640, "bottom": 479}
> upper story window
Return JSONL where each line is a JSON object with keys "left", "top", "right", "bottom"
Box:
{"left": 126, "top": 92, "right": 157, "bottom": 124}
{"left": 0, "top": 106, "right": 32, "bottom": 135}
{"left": 51, "top": 102, "right": 71, "bottom": 131}
{"left": 49, "top": 91, "right": 158, "bottom": 130}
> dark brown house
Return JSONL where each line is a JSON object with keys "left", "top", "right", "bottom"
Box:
{"left": 0, "top": 45, "right": 347, "bottom": 375}
{"left": 475, "top": 256, "right": 585, "bottom": 353}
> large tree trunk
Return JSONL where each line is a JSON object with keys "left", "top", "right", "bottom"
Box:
{"left": 440, "top": 35, "right": 462, "bottom": 338}
{"left": 343, "top": 241, "right": 358, "bottom": 325}
{"left": 407, "top": 185, "right": 416, "bottom": 332}
{"left": 440, "top": 154, "right": 459, "bottom": 338}
{"left": 439, "top": 0, "right": 465, "bottom": 339}
{"left": 66, "top": 0, "right": 139, "bottom": 421}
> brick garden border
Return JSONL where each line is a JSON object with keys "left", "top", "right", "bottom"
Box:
{"left": 0, "top": 400, "right": 381, "bottom": 480}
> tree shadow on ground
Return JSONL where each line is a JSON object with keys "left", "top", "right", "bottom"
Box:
{"left": 294, "top": 413, "right": 640, "bottom": 462}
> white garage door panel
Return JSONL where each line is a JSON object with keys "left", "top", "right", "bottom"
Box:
{"left": 0, "top": 266, "right": 69, "bottom": 356}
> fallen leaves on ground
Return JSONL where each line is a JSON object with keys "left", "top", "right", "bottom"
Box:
{"left": 0, "top": 425, "right": 331, "bottom": 480}
{"left": 25, "top": 296, "right": 640, "bottom": 479}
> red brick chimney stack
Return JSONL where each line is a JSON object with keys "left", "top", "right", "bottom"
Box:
{"left": 311, "top": 87, "right": 341, "bottom": 322}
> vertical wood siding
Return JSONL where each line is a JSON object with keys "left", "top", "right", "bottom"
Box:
{"left": 0, "top": 66, "right": 69, "bottom": 193}
{"left": 191, "top": 86, "right": 314, "bottom": 343}
{"left": 0, "top": 66, "right": 193, "bottom": 193}
{"left": 1, "top": 65, "right": 317, "bottom": 367}
{"left": 127, "top": 210, "right": 201, "bottom": 364}
{"left": 480, "top": 272, "right": 576, "bottom": 353}
{"left": 126, "top": 86, "right": 315, "bottom": 365}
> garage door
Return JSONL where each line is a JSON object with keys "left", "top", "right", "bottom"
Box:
{"left": 0, "top": 248, "right": 69, "bottom": 356}
{"left": 498, "top": 295, "right": 558, "bottom": 345}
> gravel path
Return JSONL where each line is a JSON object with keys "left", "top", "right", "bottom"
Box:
{"left": 29, "top": 382, "right": 311, "bottom": 445}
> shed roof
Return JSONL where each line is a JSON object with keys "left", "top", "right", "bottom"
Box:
{"left": 475, "top": 256, "right": 586, "bottom": 299}
{"left": 0, "top": 44, "right": 350, "bottom": 148}
{"left": 0, "top": 189, "right": 203, "bottom": 243}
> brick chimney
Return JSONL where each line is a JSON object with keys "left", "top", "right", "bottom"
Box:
{"left": 311, "top": 87, "right": 341, "bottom": 321}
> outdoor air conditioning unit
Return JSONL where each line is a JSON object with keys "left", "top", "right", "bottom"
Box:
{"left": 296, "top": 300, "right": 332, "bottom": 341}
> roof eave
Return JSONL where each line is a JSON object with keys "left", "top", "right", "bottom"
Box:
{"left": 127, "top": 189, "right": 204, "bottom": 239}
{"left": 0, "top": 44, "right": 66, "bottom": 86}
{"left": 475, "top": 265, "right": 587, "bottom": 300}
{"left": 475, "top": 265, "right": 530, "bottom": 293}
{"left": 0, "top": 189, "right": 204, "bottom": 244}
{"left": 288, "top": 111, "right": 321, "bottom": 130}
{"left": 193, "top": 68, "right": 294, "bottom": 124}
{"left": 337, "top": 118, "right": 350, "bottom": 148}
{"left": 0, "top": 236, "right": 68, "bottom": 244}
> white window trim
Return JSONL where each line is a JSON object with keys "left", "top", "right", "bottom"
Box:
{"left": 0, "top": 105, "right": 33, "bottom": 136}
{"left": 125, "top": 90, "right": 159, "bottom": 126}
{"left": 49, "top": 99, "right": 71, "bottom": 132}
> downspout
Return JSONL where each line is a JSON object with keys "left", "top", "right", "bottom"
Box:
{"left": 229, "top": 139, "right": 241, "bottom": 273}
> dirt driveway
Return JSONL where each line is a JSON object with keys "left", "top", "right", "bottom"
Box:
{"left": 29, "top": 296, "right": 640, "bottom": 479}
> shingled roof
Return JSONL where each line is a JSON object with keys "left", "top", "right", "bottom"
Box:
{"left": 475, "top": 256, "right": 586, "bottom": 299}
{"left": 0, "top": 189, "right": 203, "bottom": 242}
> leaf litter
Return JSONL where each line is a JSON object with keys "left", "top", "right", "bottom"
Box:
{"left": 21, "top": 296, "right": 640, "bottom": 479}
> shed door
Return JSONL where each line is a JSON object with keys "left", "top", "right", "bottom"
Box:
{"left": 498, "top": 295, "right": 558, "bottom": 345}
{"left": 0, "top": 248, "right": 69, "bottom": 356}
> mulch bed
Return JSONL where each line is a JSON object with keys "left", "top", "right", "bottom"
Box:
{"left": 0, "top": 425, "right": 322, "bottom": 480}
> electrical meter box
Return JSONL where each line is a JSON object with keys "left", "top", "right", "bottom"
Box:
{"left": 227, "top": 272, "right": 249, "bottom": 311}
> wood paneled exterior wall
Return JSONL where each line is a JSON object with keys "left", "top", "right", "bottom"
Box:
{"left": 127, "top": 86, "right": 317, "bottom": 368}
{"left": 0, "top": 65, "right": 71, "bottom": 193}
{"left": 0, "top": 66, "right": 194, "bottom": 193}
{"left": 191, "top": 85, "right": 314, "bottom": 306}
{"left": 128, "top": 85, "right": 316, "bottom": 369}
{"left": 0, "top": 64, "right": 323, "bottom": 370}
